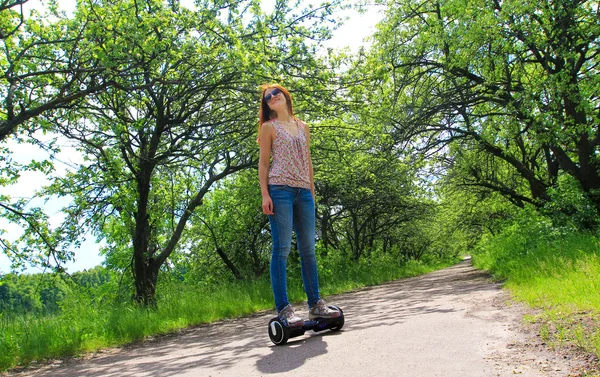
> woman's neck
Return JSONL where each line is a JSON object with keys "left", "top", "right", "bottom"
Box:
{"left": 274, "top": 110, "right": 292, "bottom": 123}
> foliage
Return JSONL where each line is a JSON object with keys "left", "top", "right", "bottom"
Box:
{"left": 543, "top": 173, "right": 600, "bottom": 230}
{"left": 25, "top": 0, "right": 345, "bottom": 304}
{"left": 1, "top": 0, "right": 599, "bottom": 371}
{"left": 311, "top": 115, "right": 435, "bottom": 260}
{"left": 0, "top": 0, "right": 116, "bottom": 273}
{"left": 180, "top": 169, "right": 270, "bottom": 282}
{"left": 0, "top": 0, "right": 113, "bottom": 141}
{"left": 0, "top": 266, "right": 115, "bottom": 315}
{"left": 365, "top": 0, "right": 600, "bottom": 213}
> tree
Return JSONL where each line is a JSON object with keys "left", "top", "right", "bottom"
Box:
{"left": 365, "top": 0, "right": 599, "bottom": 214}
{"left": 182, "top": 170, "right": 270, "bottom": 281}
{"left": 40, "top": 0, "right": 342, "bottom": 305}
{"left": 311, "top": 115, "right": 430, "bottom": 260}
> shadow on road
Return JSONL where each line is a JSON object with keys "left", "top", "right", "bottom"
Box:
{"left": 256, "top": 335, "right": 330, "bottom": 373}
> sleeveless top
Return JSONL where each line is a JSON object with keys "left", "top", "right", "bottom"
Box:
{"left": 268, "top": 119, "right": 312, "bottom": 189}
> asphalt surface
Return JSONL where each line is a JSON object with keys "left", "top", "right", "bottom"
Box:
{"left": 12, "top": 257, "right": 583, "bottom": 376}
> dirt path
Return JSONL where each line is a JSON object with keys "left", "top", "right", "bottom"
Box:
{"left": 11, "top": 258, "right": 591, "bottom": 376}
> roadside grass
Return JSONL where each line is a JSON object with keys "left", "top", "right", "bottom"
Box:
{"left": 0, "top": 255, "right": 458, "bottom": 373}
{"left": 472, "top": 219, "right": 600, "bottom": 366}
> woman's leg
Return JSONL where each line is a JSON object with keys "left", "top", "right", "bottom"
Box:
{"left": 293, "top": 188, "right": 321, "bottom": 308}
{"left": 267, "top": 185, "right": 294, "bottom": 312}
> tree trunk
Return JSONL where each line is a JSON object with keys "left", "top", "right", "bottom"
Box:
{"left": 216, "top": 247, "right": 242, "bottom": 280}
{"left": 132, "top": 171, "right": 159, "bottom": 305}
{"left": 199, "top": 216, "right": 244, "bottom": 280}
{"left": 351, "top": 212, "right": 361, "bottom": 261}
{"left": 134, "top": 257, "right": 159, "bottom": 306}
{"left": 132, "top": 153, "right": 162, "bottom": 306}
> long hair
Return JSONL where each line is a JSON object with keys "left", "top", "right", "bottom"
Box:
{"left": 257, "top": 84, "right": 295, "bottom": 143}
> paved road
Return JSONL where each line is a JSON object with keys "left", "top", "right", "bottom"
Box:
{"left": 15, "top": 258, "right": 580, "bottom": 376}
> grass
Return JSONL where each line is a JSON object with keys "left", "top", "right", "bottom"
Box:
{"left": 0, "top": 255, "right": 459, "bottom": 373}
{"left": 472, "top": 219, "right": 600, "bottom": 370}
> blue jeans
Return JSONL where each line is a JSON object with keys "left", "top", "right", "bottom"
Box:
{"left": 268, "top": 185, "right": 321, "bottom": 312}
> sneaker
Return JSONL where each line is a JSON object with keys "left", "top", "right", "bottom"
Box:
{"left": 278, "top": 304, "right": 304, "bottom": 327}
{"left": 309, "top": 299, "right": 341, "bottom": 320}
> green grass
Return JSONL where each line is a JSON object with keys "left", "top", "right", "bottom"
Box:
{"left": 0, "top": 255, "right": 458, "bottom": 372}
{"left": 472, "top": 219, "right": 600, "bottom": 365}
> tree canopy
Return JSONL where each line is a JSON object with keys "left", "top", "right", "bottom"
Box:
{"left": 0, "top": 0, "right": 598, "bottom": 308}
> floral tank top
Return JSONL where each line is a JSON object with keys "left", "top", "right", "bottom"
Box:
{"left": 268, "top": 119, "right": 312, "bottom": 189}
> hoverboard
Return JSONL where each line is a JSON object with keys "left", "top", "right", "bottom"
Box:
{"left": 268, "top": 306, "right": 344, "bottom": 345}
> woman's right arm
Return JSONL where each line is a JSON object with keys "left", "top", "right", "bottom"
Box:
{"left": 259, "top": 122, "right": 274, "bottom": 215}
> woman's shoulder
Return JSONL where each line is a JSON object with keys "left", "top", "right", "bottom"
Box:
{"left": 262, "top": 120, "right": 276, "bottom": 130}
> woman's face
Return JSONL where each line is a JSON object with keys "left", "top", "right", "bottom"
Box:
{"left": 264, "top": 87, "right": 286, "bottom": 111}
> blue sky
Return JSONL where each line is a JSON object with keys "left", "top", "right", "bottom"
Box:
{"left": 0, "top": 0, "right": 383, "bottom": 274}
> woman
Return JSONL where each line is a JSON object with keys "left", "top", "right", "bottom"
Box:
{"left": 258, "top": 84, "right": 340, "bottom": 326}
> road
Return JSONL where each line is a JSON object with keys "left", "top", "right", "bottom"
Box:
{"left": 13, "top": 258, "right": 586, "bottom": 376}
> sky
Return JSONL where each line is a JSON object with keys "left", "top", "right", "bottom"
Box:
{"left": 0, "top": 0, "right": 384, "bottom": 274}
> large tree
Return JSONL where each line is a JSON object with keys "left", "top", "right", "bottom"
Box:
{"left": 41, "top": 0, "right": 341, "bottom": 305}
{"left": 363, "top": 0, "right": 599, "bottom": 212}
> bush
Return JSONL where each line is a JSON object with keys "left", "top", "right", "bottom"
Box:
{"left": 543, "top": 174, "right": 599, "bottom": 231}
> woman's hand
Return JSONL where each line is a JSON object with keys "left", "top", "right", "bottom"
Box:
{"left": 262, "top": 195, "right": 274, "bottom": 215}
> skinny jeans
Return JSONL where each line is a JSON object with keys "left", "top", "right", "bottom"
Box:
{"left": 267, "top": 184, "right": 321, "bottom": 312}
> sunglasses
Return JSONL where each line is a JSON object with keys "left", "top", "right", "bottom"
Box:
{"left": 263, "top": 88, "right": 282, "bottom": 103}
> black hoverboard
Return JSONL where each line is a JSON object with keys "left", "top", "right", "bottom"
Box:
{"left": 268, "top": 306, "right": 344, "bottom": 345}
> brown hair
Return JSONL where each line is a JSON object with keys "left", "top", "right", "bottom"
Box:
{"left": 257, "top": 84, "right": 295, "bottom": 142}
